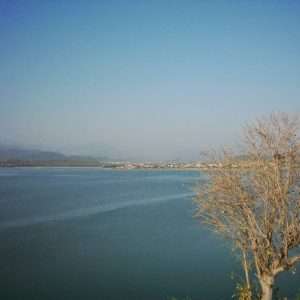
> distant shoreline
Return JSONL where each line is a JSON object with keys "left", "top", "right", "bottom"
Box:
{"left": 0, "top": 165, "right": 201, "bottom": 171}
{"left": 0, "top": 159, "right": 203, "bottom": 170}
{"left": 0, "top": 160, "right": 254, "bottom": 171}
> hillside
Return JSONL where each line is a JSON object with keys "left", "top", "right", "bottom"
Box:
{"left": 0, "top": 146, "right": 105, "bottom": 167}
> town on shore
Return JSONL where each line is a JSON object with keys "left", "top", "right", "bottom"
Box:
{"left": 0, "top": 159, "right": 253, "bottom": 170}
{"left": 0, "top": 146, "right": 266, "bottom": 169}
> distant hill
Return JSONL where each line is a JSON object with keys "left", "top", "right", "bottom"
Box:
{"left": 0, "top": 145, "right": 110, "bottom": 167}
{"left": 0, "top": 146, "right": 66, "bottom": 161}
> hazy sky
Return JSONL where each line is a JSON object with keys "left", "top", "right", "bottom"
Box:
{"left": 1, "top": 1, "right": 300, "bottom": 160}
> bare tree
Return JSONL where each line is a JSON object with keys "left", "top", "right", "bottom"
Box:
{"left": 195, "top": 113, "right": 300, "bottom": 300}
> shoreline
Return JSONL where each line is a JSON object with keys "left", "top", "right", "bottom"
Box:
{"left": 0, "top": 165, "right": 202, "bottom": 171}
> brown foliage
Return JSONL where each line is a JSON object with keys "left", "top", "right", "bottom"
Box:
{"left": 195, "top": 113, "right": 300, "bottom": 300}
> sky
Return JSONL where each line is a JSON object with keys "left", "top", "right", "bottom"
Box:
{"left": 1, "top": 0, "right": 300, "bottom": 161}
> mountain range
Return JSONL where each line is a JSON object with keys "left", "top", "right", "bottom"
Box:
{"left": 0, "top": 145, "right": 108, "bottom": 163}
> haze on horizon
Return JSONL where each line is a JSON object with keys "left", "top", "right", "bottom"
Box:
{"left": 1, "top": 1, "right": 300, "bottom": 161}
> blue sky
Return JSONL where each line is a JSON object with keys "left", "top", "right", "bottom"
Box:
{"left": 1, "top": 0, "right": 300, "bottom": 160}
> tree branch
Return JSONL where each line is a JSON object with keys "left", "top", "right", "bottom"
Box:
{"left": 287, "top": 254, "right": 300, "bottom": 267}
{"left": 273, "top": 255, "right": 300, "bottom": 275}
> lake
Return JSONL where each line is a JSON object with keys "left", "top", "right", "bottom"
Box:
{"left": 0, "top": 168, "right": 298, "bottom": 299}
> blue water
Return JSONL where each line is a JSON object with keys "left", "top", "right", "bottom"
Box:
{"left": 0, "top": 168, "right": 298, "bottom": 299}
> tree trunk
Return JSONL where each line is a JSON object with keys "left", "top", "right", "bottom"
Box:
{"left": 260, "top": 276, "right": 274, "bottom": 300}
{"left": 242, "top": 250, "right": 251, "bottom": 297}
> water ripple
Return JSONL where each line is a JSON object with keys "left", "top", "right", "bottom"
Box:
{"left": 0, "top": 192, "right": 195, "bottom": 230}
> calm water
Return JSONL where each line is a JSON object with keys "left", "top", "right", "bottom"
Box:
{"left": 0, "top": 168, "right": 298, "bottom": 300}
